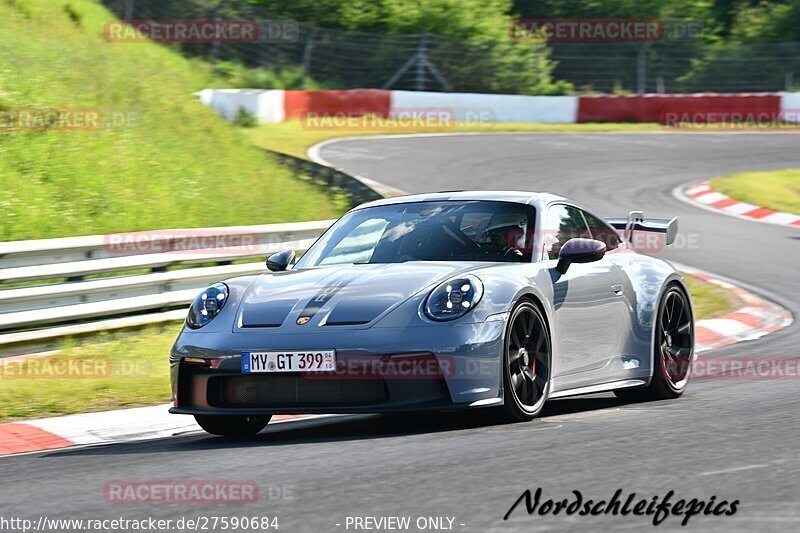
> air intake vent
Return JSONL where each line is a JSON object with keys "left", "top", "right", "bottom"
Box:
{"left": 209, "top": 375, "right": 388, "bottom": 407}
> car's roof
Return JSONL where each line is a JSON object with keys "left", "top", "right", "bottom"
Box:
{"left": 354, "top": 190, "right": 567, "bottom": 210}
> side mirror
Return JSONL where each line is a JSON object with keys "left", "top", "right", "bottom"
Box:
{"left": 556, "top": 238, "right": 606, "bottom": 275}
{"left": 267, "top": 249, "right": 296, "bottom": 272}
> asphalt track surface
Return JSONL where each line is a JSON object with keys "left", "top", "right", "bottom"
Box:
{"left": 2, "top": 133, "right": 799, "bottom": 532}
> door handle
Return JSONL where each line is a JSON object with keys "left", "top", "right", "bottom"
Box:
{"left": 611, "top": 284, "right": 624, "bottom": 295}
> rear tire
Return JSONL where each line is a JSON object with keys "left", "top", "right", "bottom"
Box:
{"left": 615, "top": 283, "right": 694, "bottom": 402}
{"left": 498, "top": 301, "right": 551, "bottom": 422}
{"left": 194, "top": 414, "right": 271, "bottom": 437}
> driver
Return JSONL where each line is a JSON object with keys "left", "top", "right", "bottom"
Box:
{"left": 486, "top": 226, "right": 524, "bottom": 257}
{"left": 483, "top": 214, "right": 529, "bottom": 259}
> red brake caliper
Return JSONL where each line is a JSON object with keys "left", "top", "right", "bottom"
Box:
{"left": 528, "top": 338, "right": 536, "bottom": 375}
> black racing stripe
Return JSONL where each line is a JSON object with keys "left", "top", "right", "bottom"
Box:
{"left": 296, "top": 273, "right": 359, "bottom": 324}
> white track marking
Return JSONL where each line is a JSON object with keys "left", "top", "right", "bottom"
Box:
{"left": 700, "top": 464, "right": 770, "bottom": 476}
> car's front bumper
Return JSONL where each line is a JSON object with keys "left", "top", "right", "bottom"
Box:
{"left": 169, "top": 319, "right": 506, "bottom": 415}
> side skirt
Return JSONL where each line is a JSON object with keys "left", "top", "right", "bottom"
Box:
{"left": 548, "top": 379, "right": 647, "bottom": 399}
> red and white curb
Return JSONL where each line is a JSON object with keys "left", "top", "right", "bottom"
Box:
{"left": 0, "top": 268, "right": 791, "bottom": 457}
{"left": 0, "top": 404, "right": 330, "bottom": 457}
{"left": 681, "top": 181, "right": 800, "bottom": 227}
{"left": 679, "top": 264, "right": 793, "bottom": 352}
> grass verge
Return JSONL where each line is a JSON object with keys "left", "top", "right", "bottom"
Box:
{"left": 0, "top": 273, "right": 739, "bottom": 423}
{"left": 0, "top": 324, "right": 177, "bottom": 423}
{"left": 710, "top": 169, "right": 800, "bottom": 215}
{"left": 246, "top": 120, "right": 661, "bottom": 159}
{"left": 683, "top": 274, "right": 742, "bottom": 320}
{"left": 0, "top": 0, "right": 344, "bottom": 241}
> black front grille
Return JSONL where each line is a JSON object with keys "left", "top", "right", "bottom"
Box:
{"left": 208, "top": 374, "right": 389, "bottom": 408}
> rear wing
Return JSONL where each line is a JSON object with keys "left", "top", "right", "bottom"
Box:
{"left": 606, "top": 211, "right": 679, "bottom": 246}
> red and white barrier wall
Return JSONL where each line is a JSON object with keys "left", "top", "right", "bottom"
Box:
{"left": 390, "top": 90, "right": 578, "bottom": 123}
{"left": 577, "top": 93, "right": 782, "bottom": 123}
{"left": 196, "top": 89, "right": 286, "bottom": 123}
{"left": 196, "top": 88, "right": 800, "bottom": 125}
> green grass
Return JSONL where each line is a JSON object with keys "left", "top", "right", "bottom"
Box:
{"left": 0, "top": 324, "right": 177, "bottom": 422}
{"left": 0, "top": 0, "right": 343, "bottom": 241}
{"left": 246, "top": 120, "right": 661, "bottom": 159}
{"left": 684, "top": 274, "right": 741, "bottom": 320}
{"left": 0, "top": 274, "right": 737, "bottom": 423}
{"left": 710, "top": 169, "right": 800, "bottom": 215}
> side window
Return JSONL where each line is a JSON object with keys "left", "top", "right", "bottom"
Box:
{"left": 583, "top": 210, "right": 623, "bottom": 250}
{"left": 544, "top": 205, "right": 591, "bottom": 260}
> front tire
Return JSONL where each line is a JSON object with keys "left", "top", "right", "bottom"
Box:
{"left": 616, "top": 283, "right": 694, "bottom": 402}
{"left": 194, "top": 414, "right": 272, "bottom": 437}
{"left": 499, "top": 301, "right": 551, "bottom": 422}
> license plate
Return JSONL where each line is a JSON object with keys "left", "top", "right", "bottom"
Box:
{"left": 241, "top": 351, "right": 336, "bottom": 373}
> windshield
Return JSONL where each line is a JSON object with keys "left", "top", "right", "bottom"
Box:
{"left": 296, "top": 201, "right": 537, "bottom": 267}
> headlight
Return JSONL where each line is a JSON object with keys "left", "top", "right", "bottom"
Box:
{"left": 424, "top": 275, "right": 483, "bottom": 321}
{"left": 187, "top": 283, "right": 229, "bottom": 329}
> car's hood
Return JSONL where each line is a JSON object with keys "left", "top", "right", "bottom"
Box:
{"left": 235, "top": 262, "right": 482, "bottom": 330}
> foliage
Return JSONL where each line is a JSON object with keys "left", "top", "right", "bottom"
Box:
{"left": 253, "top": 0, "right": 516, "bottom": 39}
{"left": 225, "top": 0, "right": 573, "bottom": 95}
{"left": 214, "top": 62, "right": 326, "bottom": 90}
{"left": 234, "top": 107, "right": 259, "bottom": 128}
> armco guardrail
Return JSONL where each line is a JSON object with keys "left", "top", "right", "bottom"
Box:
{"left": 0, "top": 220, "right": 336, "bottom": 356}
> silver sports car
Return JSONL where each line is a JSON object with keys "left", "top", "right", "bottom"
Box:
{"left": 170, "top": 191, "right": 695, "bottom": 436}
